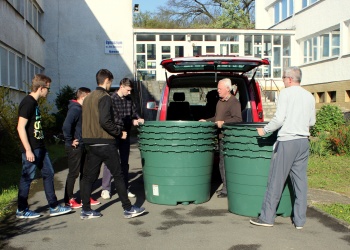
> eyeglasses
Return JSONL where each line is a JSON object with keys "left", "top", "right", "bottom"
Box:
{"left": 282, "top": 76, "right": 290, "bottom": 79}
{"left": 42, "top": 87, "right": 50, "bottom": 91}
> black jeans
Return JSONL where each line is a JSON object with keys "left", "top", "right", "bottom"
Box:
{"left": 64, "top": 145, "right": 86, "bottom": 203}
{"left": 80, "top": 144, "right": 132, "bottom": 211}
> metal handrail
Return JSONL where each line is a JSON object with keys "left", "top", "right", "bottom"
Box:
{"left": 257, "top": 77, "right": 280, "bottom": 103}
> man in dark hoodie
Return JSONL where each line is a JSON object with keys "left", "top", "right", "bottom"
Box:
{"left": 62, "top": 87, "right": 100, "bottom": 208}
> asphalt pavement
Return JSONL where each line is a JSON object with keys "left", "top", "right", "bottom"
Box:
{"left": 1, "top": 139, "right": 349, "bottom": 250}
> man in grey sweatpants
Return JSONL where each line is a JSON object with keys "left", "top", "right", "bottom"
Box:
{"left": 250, "top": 66, "right": 316, "bottom": 229}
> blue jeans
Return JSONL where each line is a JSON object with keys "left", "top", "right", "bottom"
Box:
{"left": 18, "top": 148, "right": 58, "bottom": 211}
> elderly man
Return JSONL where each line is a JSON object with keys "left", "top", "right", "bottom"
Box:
{"left": 200, "top": 78, "right": 242, "bottom": 198}
{"left": 250, "top": 66, "right": 316, "bottom": 229}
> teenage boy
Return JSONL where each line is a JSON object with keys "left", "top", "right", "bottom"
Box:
{"left": 80, "top": 69, "right": 145, "bottom": 219}
{"left": 16, "top": 74, "right": 72, "bottom": 218}
{"left": 62, "top": 87, "right": 101, "bottom": 208}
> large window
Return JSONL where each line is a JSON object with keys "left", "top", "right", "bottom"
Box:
{"left": 0, "top": 45, "right": 24, "bottom": 89}
{"left": 27, "top": 0, "right": 42, "bottom": 33}
{"left": 303, "top": 29, "right": 340, "bottom": 63}
{"left": 274, "top": 0, "right": 294, "bottom": 24}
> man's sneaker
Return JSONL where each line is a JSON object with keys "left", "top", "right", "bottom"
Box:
{"left": 50, "top": 205, "right": 72, "bottom": 217}
{"left": 90, "top": 197, "right": 101, "bottom": 206}
{"left": 67, "top": 198, "right": 82, "bottom": 209}
{"left": 124, "top": 205, "right": 145, "bottom": 219}
{"left": 127, "top": 190, "right": 136, "bottom": 198}
{"left": 101, "top": 190, "right": 111, "bottom": 200}
{"left": 16, "top": 208, "right": 41, "bottom": 219}
{"left": 80, "top": 209, "right": 102, "bottom": 220}
{"left": 293, "top": 223, "right": 303, "bottom": 230}
{"left": 249, "top": 218, "right": 273, "bottom": 227}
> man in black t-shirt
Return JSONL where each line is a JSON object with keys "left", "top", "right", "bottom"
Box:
{"left": 16, "top": 74, "right": 72, "bottom": 219}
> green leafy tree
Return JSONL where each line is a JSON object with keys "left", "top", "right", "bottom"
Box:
{"left": 212, "top": 0, "right": 254, "bottom": 28}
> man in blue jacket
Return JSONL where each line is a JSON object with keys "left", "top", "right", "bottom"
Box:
{"left": 62, "top": 87, "right": 100, "bottom": 208}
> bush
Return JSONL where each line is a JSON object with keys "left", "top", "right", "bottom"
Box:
{"left": 328, "top": 125, "right": 350, "bottom": 155}
{"left": 0, "top": 87, "right": 20, "bottom": 163}
{"left": 53, "top": 85, "right": 76, "bottom": 134}
{"left": 309, "top": 132, "right": 331, "bottom": 156}
{"left": 311, "top": 105, "right": 345, "bottom": 137}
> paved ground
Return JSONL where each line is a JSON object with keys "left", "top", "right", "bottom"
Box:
{"left": 1, "top": 139, "right": 350, "bottom": 250}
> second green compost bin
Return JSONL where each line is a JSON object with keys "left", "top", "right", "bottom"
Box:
{"left": 139, "top": 121, "right": 216, "bottom": 205}
{"left": 223, "top": 122, "right": 294, "bottom": 217}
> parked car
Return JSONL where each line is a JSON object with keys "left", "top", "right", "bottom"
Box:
{"left": 147, "top": 56, "right": 269, "bottom": 122}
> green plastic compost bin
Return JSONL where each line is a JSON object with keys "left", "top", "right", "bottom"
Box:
{"left": 223, "top": 123, "right": 294, "bottom": 217}
{"left": 139, "top": 121, "right": 216, "bottom": 205}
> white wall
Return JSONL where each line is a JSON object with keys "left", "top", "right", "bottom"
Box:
{"left": 42, "top": 0, "right": 134, "bottom": 99}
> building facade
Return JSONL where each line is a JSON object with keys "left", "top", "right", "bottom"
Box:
{"left": 0, "top": 0, "right": 134, "bottom": 104}
{"left": 256, "top": 0, "right": 350, "bottom": 110}
{"left": 1, "top": 0, "right": 349, "bottom": 111}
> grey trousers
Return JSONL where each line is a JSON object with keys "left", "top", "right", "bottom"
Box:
{"left": 259, "top": 139, "right": 309, "bottom": 227}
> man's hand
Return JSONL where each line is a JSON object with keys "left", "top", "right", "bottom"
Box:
{"left": 121, "top": 131, "right": 127, "bottom": 139}
{"left": 26, "top": 150, "right": 35, "bottom": 162}
{"left": 198, "top": 119, "right": 206, "bottom": 122}
{"left": 133, "top": 118, "right": 144, "bottom": 126}
{"left": 72, "top": 139, "right": 79, "bottom": 148}
{"left": 215, "top": 121, "right": 224, "bottom": 128}
{"left": 257, "top": 128, "right": 265, "bottom": 136}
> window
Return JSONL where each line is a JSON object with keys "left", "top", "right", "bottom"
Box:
{"left": 327, "top": 91, "right": 336, "bottom": 103}
{"left": 206, "top": 46, "right": 215, "bottom": 54}
{"left": 345, "top": 90, "right": 350, "bottom": 103}
{"left": 274, "top": 0, "right": 294, "bottom": 24}
{"left": 136, "top": 44, "right": 145, "bottom": 53}
{"left": 159, "top": 35, "right": 172, "bottom": 41}
{"left": 147, "top": 44, "right": 156, "bottom": 60}
{"left": 136, "top": 35, "right": 156, "bottom": 41}
{"left": 205, "top": 35, "right": 216, "bottom": 41}
{"left": 303, "top": 28, "right": 340, "bottom": 63}
{"left": 244, "top": 35, "right": 253, "bottom": 56}
{"left": 174, "top": 35, "right": 186, "bottom": 41}
{"left": 0, "top": 46, "right": 24, "bottom": 89}
{"left": 332, "top": 31, "right": 340, "bottom": 56}
{"left": 317, "top": 92, "right": 325, "bottom": 103}
{"left": 136, "top": 55, "right": 145, "bottom": 69}
{"left": 302, "top": 0, "right": 319, "bottom": 8}
{"left": 8, "top": 0, "right": 24, "bottom": 15}
{"left": 220, "top": 35, "right": 239, "bottom": 42}
{"left": 162, "top": 46, "right": 170, "bottom": 53}
{"left": 0, "top": 47, "right": 8, "bottom": 86}
{"left": 191, "top": 35, "right": 203, "bottom": 41}
{"left": 27, "top": 0, "right": 42, "bottom": 33}
{"left": 175, "top": 46, "right": 184, "bottom": 57}
{"left": 193, "top": 46, "right": 202, "bottom": 56}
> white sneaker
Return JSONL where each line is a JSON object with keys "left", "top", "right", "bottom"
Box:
{"left": 101, "top": 190, "right": 111, "bottom": 200}
{"left": 127, "top": 190, "right": 136, "bottom": 198}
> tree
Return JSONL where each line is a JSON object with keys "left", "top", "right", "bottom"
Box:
{"left": 152, "top": 0, "right": 255, "bottom": 29}
{"left": 212, "top": 0, "right": 255, "bottom": 28}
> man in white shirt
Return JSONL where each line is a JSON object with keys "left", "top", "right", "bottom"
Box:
{"left": 250, "top": 66, "right": 316, "bottom": 229}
